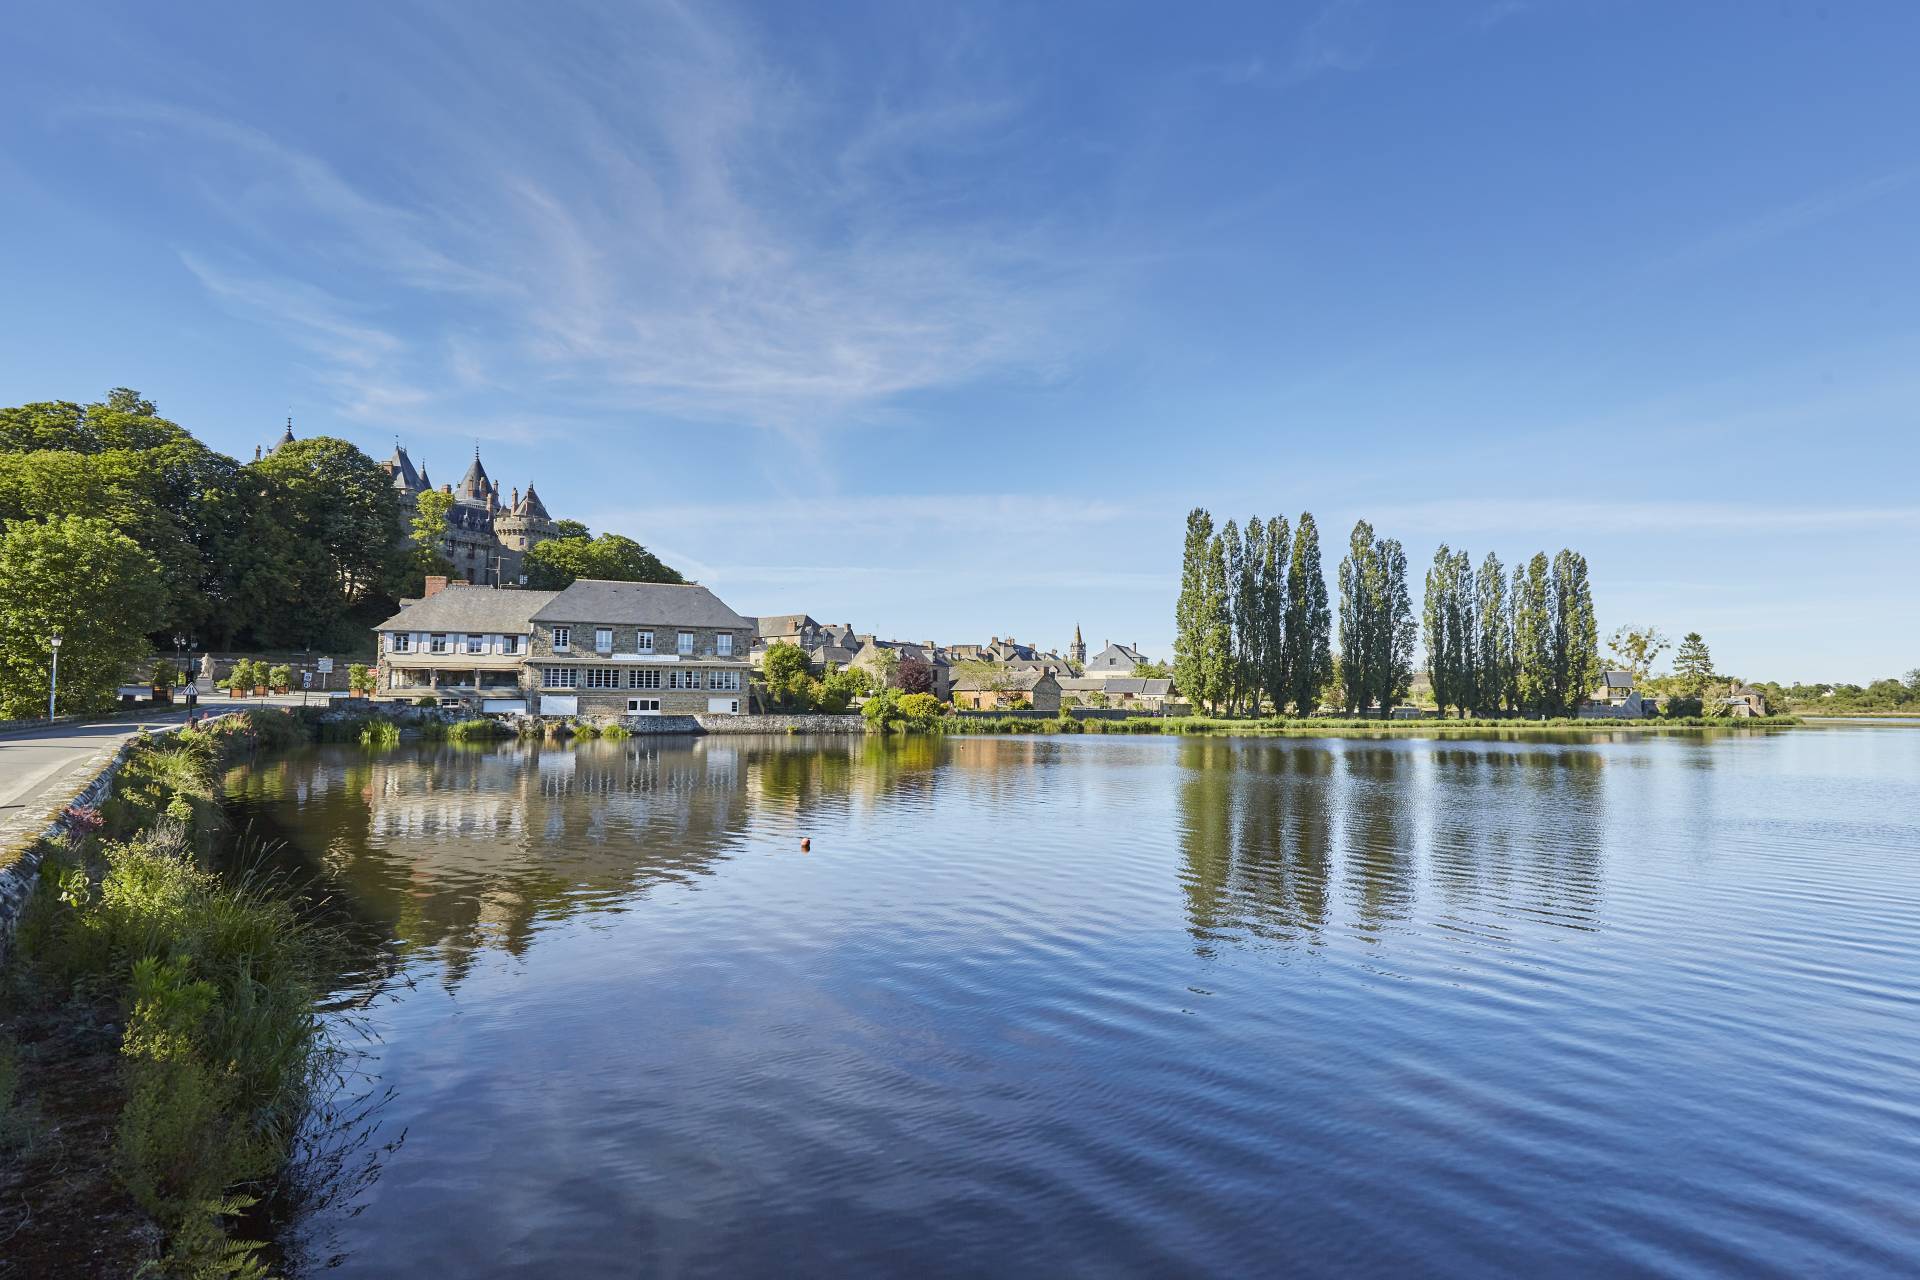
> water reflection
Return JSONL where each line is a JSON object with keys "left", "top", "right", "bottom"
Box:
{"left": 217, "top": 729, "right": 1920, "bottom": 1279}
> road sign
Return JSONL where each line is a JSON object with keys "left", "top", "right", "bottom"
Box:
{"left": 301, "top": 671, "right": 313, "bottom": 688}
{"left": 316, "top": 657, "right": 334, "bottom": 674}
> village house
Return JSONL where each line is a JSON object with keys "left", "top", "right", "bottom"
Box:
{"left": 1578, "top": 669, "right": 1659, "bottom": 719}
{"left": 1715, "top": 681, "right": 1769, "bottom": 718}
{"left": 1085, "top": 641, "right": 1150, "bottom": 675}
{"left": 373, "top": 577, "right": 554, "bottom": 710}
{"left": 527, "top": 580, "right": 755, "bottom": 718}
{"left": 1058, "top": 676, "right": 1175, "bottom": 712}
{"left": 950, "top": 666, "right": 1063, "bottom": 713}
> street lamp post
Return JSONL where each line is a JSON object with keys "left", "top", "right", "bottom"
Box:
{"left": 49, "top": 634, "right": 62, "bottom": 721}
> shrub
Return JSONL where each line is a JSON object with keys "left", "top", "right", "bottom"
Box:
{"left": 357, "top": 719, "right": 400, "bottom": 748}
{"left": 897, "top": 692, "right": 945, "bottom": 725}
{"left": 600, "top": 723, "right": 631, "bottom": 740}
{"left": 347, "top": 663, "right": 374, "bottom": 695}
{"left": 151, "top": 660, "right": 179, "bottom": 689}
{"left": 445, "top": 718, "right": 504, "bottom": 744}
{"left": 571, "top": 721, "right": 601, "bottom": 740}
{"left": 862, "top": 688, "right": 902, "bottom": 731}
{"left": 268, "top": 664, "right": 292, "bottom": 690}
{"left": 413, "top": 695, "right": 439, "bottom": 708}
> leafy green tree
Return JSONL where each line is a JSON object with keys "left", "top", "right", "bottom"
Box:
{"left": 1424, "top": 545, "right": 1473, "bottom": 717}
{"left": 1197, "top": 529, "right": 1234, "bottom": 713}
{"left": 1374, "top": 537, "right": 1415, "bottom": 714}
{"left": 1550, "top": 549, "right": 1598, "bottom": 714}
{"left": 522, "top": 533, "right": 680, "bottom": 591}
{"left": 552, "top": 519, "right": 590, "bottom": 541}
{"left": 409, "top": 488, "right": 454, "bottom": 552}
{"left": 866, "top": 645, "right": 901, "bottom": 690}
{"left": 1474, "top": 552, "right": 1510, "bottom": 715}
{"left": 1222, "top": 518, "right": 1250, "bottom": 714}
{"left": 1131, "top": 660, "right": 1174, "bottom": 679}
{"left": 1283, "top": 513, "right": 1331, "bottom": 715}
{"left": 895, "top": 657, "right": 934, "bottom": 695}
{"left": 1338, "top": 520, "right": 1379, "bottom": 714}
{"left": 1606, "top": 625, "right": 1669, "bottom": 683}
{"left": 760, "top": 643, "right": 815, "bottom": 711}
{"left": 1512, "top": 554, "right": 1553, "bottom": 715}
{"left": 0, "top": 516, "right": 165, "bottom": 717}
{"left": 1673, "top": 632, "right": 1714, "bottom": 695}
{"left": 1256, "top": 513, "right": 1290, "bottom": 713}
{"left": 1172, "top": 508, "right": 1215, "bottom": 713}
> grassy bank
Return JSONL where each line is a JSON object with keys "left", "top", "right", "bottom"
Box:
{"left": 949, "top": 713, "right": 1803, "bottom": 736}
{"left": 1, "top": 709, "right": 331, "bottom": 1277}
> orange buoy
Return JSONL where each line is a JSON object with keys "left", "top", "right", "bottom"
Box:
{"left": 800, "top": 837, "right": 811, "bottom": 852}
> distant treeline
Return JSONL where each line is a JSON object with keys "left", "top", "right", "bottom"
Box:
{"left": 1173, "top": 508, "right": 1598, "bottom": 718}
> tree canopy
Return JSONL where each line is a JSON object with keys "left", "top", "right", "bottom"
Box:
{"left": 0, "top": 516, "right": 166, "bottom": 717}
{"left": 522, "top": 532, "right": 681, "bottom": 590}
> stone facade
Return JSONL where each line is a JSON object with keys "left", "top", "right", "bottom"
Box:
{"left": 377, "top": 439, "right": 558, "bottom": 587}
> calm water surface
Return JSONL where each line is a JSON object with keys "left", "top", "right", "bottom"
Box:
{"left": 225, "top": 728, "right": 1920, "bottom": 1278}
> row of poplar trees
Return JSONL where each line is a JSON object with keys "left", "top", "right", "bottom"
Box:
{"left": 1421, "top": 545, "right": 1598, "bottom": 718}
{"left": 1175, "top": 508, "right": 1599, "bottom": 718}
{"left": 1173, "top": 509, "right": 1333, "bottom": 716}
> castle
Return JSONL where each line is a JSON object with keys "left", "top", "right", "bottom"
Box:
{"left": 382, "top": 444, "right": 558, "bottom": 586}
{"left": 258, "top": 420, "right": 559, "bottom": 586}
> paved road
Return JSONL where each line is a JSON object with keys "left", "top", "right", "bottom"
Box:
{"left": 0, "top": 696, "right": 320, "bottom": 823}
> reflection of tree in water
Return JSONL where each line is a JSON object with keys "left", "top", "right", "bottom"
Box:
{"left": 1176, "top": 739, "right": 1337, "bottom": 956}
{"left": 1342, "top": 746, "right": 1419, "bottom": 939}
{"left": 1423, "top": 745, "right": 1604, "bottom": 932}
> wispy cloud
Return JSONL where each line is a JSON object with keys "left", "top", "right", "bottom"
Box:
{"left": 83, "top": 4, "right": 1108, "bottom": 438}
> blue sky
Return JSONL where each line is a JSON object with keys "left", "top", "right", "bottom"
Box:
{"left": 3, "top": 1, "right": 1916, "bottom": 682}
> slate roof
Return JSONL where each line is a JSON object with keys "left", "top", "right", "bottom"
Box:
{"left": 951, "top": 666, "right": 1061, "bottom": 692}
{"left": 1600, "top": 669, "right": 1634, "bottom": 689}
{"left": 515, "top": 483, "right": 551, "bottom": 520}
{"left": 385, "top": 445, "right": 422, "bottom": 491}
{"left": 532, "top": 579, "right": 751, "bottom": 629}
{"left": 756, "top": 613, "right": 819, "bottom": 639}
{"left": 375, "top": 586, "right": 558, "bottom": 633}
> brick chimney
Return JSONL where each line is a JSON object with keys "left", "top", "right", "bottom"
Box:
{"left": 424, "top": 575, "right": 449, "bottom": 598}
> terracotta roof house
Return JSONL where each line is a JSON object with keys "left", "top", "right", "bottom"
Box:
{"left": 951, "top": 666, "right": 1062, "bottom": 713}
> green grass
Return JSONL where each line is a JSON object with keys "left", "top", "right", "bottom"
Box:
{"left": 950, "top": 713, "right": 1803, "bottom": 736}
{"left": 356, "top": 719, "right": 401, "bottom": 748}
{"left": 445, "top": 718, "right": 507, "bottom": 744}
{"left": 8, "top": 717, "right": 334, "bottom": 1277}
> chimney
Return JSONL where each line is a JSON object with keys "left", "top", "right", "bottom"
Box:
{"left": 424, "top": 575, "right": 449, "bottom": 598}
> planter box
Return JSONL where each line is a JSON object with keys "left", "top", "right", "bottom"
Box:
{"left": 228, "top": 688, "right": 243, "bottom": 699}
{"left": 253, "top": 686, "right": 268, "bottom": 696}
{"left": 272, "top": 686, "right": 289, "bottom": 695}
{"left": 350, "top": 689, "right": 368, "bottom": 699}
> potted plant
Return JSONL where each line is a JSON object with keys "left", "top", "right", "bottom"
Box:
{"left": 225, "top": 659, "right": 251, "bottom": 699}
{"left": 250, "top": 660, "right": 269, "bottom": 696}
{"left": 150, "top": 660, "right": 177, "bottom": 703}
{"left": 269, "top": 663, "right": 293, "bottom": 694}
{"left": 348, "top": 663, "right": 372, "bottom": 699}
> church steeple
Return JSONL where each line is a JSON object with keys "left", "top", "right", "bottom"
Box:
{"left": 1070, "top": 623, "right": 1086, "bottom": 666}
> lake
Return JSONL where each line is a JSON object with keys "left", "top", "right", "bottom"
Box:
{"left": 225, "top": 727, "right": 1920, "bottom": 1278}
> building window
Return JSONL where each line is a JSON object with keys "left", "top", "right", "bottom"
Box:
{"left": 502, "top": 635, "right": 521, "bottom": 655}
{"left": 629, "top": 669, "right": 661, "bottom": 689}
{"left": 627, "top": 698, "right": 660, "bottom": 713}
{"left": 464, "top": 635, "right": 485, "bottom": 654}
{"left": 541, "top": 667, "right": 578, "bottom": 689}
{"left": 677, "top": 631, "right": 694, "bottom": 656}
{"left": 430, "top": 634, "right": 449, "bottom": 654}
{"left": 716, "top": 633, "right": 733, "bottom": 657}
{"left": 669, "top": 669, "right": 698, "bottom": 690}
{"left": 595, "top": 628, "right": 613, "bottom": 653}
{"left": 584, "top": 668, "right": 620, "bottom": 689}
{"left": 392, "top": 633, "right": 412, "bottom": 653}
{"left": 552, "top": 627, "right": 571, "bottom": 652}
{"left": 637, "top": 631, "right": 654, "bottom": 653}
{"left": 708, "top": 671, "right": 741, "bottom": 691}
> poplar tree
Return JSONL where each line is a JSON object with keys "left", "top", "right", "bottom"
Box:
{"left": 1374, "top": 537, "right": 1415, "bottom": 715}
{"left": 1258, "top": 513, "right": 1290, "bottom": 713}
{"left": 1475, "top": 551, "right": 1509, "bottom": 715}
{"left": 1424, "top": 545, "right": 1459, "bottom": 717}
{"left": 1513, "top": 553, "right": 1553, "bottom": 715}
{"left": 1550, "top": 549, "right": 1598, "bottom": 714}
{"left": 1200, "top": 529, "right": 1234, "bottom": 713}
{"left": 1172, "top": 507, "right": 1214, "bottom": 712}
{"left": 1338, "top": 520, "right": 1378, "bottom": 714}
{"left": 1284, "top": 513, "right": 1330, "bottom": 715}
{"left": 1238, "top": 516, "right": 1266, "bottom": 715}
{"left": 1447, "top": 548, "right": 1477, "bottom": 717}
{"left": 1221, "top": 519, "right": 1247, "bottom": 714}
